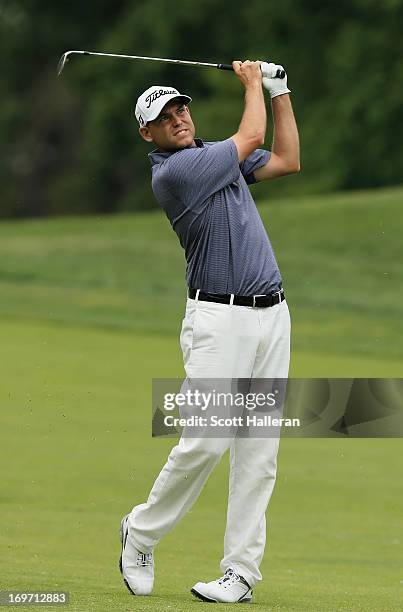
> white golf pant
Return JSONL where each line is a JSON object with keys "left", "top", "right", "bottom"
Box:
{"left": 128, "top": 296, "right": 291, "bottom": 587}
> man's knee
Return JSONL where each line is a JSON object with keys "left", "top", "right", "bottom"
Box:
{"left": 177, "top": 437, "right": 229, "bottom": 464}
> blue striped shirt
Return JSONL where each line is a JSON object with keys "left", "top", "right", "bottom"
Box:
{"left": 149, "top": 138, "right": 282, "bottom": 295}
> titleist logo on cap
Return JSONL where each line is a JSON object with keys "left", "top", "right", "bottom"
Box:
{"left": 145, "top": 88, "right": 178, "bottom": 108}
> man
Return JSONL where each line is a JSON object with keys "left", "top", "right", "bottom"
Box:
{"left": 120, "top": 60, "right": 300, "bottom": 603}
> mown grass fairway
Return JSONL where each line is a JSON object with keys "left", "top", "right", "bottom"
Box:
{"left": 1, "top": 187, "right": 402, "bottom": 610}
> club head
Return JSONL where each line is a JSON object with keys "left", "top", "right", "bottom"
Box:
{"left": 57, "top": 52, "right": 68, "bottom": 76}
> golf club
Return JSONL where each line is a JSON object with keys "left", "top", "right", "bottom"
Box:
{"left": 57, "top": 50, "right": 286, "bottom": 79}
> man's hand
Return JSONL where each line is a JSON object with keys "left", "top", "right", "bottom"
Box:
{"left": 261, "top": 62, "right": 291, "bottom": 98}
{"left": 232, "top": 60, "right": 263, "bottom": 89}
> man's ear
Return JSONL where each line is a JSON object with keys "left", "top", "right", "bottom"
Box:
{"left": 139, "top": 125, "right": 153, "bottom": 143}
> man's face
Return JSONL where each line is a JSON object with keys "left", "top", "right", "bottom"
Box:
{"left": 139, "top": 100, "right": 196, "bottom": 151}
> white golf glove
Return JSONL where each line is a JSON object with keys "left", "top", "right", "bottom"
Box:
{"left": 261, "top": 62, "right": 291, "bottom": 98}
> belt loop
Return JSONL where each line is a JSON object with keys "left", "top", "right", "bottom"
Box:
{"left": 229, "top": 293, "right": 234, "bottom": 306}
{"left": 195, "top": 289, "right": 200, "bottom": 302}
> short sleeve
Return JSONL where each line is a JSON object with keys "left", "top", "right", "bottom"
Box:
{"left": 240, "top": 149, "right": 271, "bottom": 185}
{"left": 164, "top": 139, "right": 240, "bottom": 208}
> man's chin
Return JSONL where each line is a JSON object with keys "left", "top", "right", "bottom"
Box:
{"left": 170, "top": 136, "right": 195, "bottom": 150}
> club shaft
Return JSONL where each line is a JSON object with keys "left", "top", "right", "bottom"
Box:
{"left": 64, "top": 50, "right": 219, "bottom": 69}
{"left": 91, "top": 51, "right": 218, "bottom": 68}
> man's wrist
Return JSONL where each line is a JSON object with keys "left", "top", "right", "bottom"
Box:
{"left": 244, "top": 81, "right": 263, "bottom": 92}
{"left": 271, "top": 92, "right": 291, "bottom": 102}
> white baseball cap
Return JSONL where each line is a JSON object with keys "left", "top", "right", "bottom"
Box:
{"left": 135, "top": 85, "right": 192, "bottom": 126}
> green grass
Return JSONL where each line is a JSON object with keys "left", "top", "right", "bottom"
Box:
{"left": 1, "top": 187, "right": 403, "bottom": 610}
{"left": 1, "top": 320, "right": 402, "bottom": 611}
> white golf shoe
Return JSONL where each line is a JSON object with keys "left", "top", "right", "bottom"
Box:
{"left": 191, "top": 568, "right": 253, "bottom": 603}
{"left": 119, "top": 514, "right": 154, "bottom": 596}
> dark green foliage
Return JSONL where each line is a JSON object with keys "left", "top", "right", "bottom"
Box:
{"left": 1, "top": 0, "right": 402, "bottom": 217}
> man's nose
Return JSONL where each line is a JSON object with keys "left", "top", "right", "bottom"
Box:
{"left": 172, "top": 114, "right": 182, "bottom": 127}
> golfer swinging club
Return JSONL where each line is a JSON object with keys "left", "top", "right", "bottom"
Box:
{"left": 120, "top": 59, "right": 300, "bottom": 603}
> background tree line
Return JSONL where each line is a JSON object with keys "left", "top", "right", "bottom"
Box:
{"left": 1, "top": 0, "right": 402, "bottom": 218}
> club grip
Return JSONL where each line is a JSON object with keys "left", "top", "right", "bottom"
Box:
{"left": 218, "top": 63, "right": 286, "bottom": 79}
{"left": 217, "top": 63, "right": 234, "bottom": 71}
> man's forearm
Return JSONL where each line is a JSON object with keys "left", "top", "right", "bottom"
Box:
{"left": 238, "top": 83, "right": 267, "bottom": 145}
{"left": 231, "top": 60, "right": 267, "bottom": 161}
{"left": 271, "top": 95, "right": 300, "bottom": 171}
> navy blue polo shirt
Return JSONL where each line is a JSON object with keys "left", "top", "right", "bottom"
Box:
{"left": 149, "top": 137, "right": 282, "bottom": 296}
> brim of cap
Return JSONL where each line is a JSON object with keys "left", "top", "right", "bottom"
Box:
{"left": 146, "top": 94, "right": 192, "bottom": 123}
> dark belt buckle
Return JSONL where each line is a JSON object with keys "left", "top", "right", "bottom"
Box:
{"left": 252, "top": 294, "right": 266, "bottom": 308}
